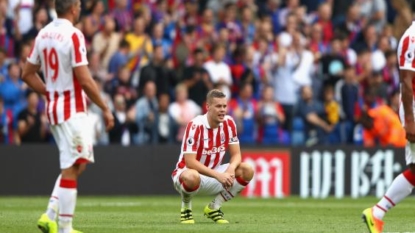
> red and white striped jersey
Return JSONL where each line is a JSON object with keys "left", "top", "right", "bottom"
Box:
{"left": 172, "top": 114, "right": 239, "bottom": 177}
{"left": 27, "top": 18, "right": 88, "bottom": 125}
{"left": 397, "top": 21, "right": 415, "bottom": 96}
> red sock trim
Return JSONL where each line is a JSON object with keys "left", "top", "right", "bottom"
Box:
{"left": 75, "top": 158, "right": 89, "bottom": 165}
{"left": 51, "top": 196, "right": 59, "bottom": 200}
{"left": 60, "top": 179, "right": 77, "bottom": 188}
{"left": 236, "top": 176, "right": 249, "bottom": 186}
{"left": 384, "top": 195, "right": 396, "bottom": 206}
{"left": 403, "top": 169, "right": 415, "bottom": 186}
{"left": 59, "top": 214, "right": 73, "bottom": 217}
{"left": 376, "top": 204, "right": 387, "bottom": 213}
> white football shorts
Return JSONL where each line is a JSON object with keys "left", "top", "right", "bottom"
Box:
{"left": 50, "top": 113, "right": 94, "bottom": 169}
{"left": 172, "top": 163, "right": 229, "bottom": 195}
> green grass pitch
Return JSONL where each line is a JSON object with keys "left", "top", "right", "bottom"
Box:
{"left": 1, "top": 196, "right": 415, "bottom": 233}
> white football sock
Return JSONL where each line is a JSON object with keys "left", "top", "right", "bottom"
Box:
{"left": 46, "top": 175, "right": 61, "bottom": 220}
{"left": 58, "top": 179, "right": 77, "bottom": 233}
{"left": 373, "top": 174, "right": 413, "bottom": 220}
{"left": 210, "top": 177, "right": 248, "bottom": 209}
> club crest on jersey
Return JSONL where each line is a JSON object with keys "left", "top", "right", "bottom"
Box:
{"left": 187, "top": 137, "right": 194, "bottom": 145}
{"left": 230, "top": 136, "right": 238, "bottom": 143}
{"left": 191, "top": 124, "right": 196, "bottom": 130}
{"left": 221, "top": 133, "right": 225, "bottom": 143}
{"left": 406, "top": 50, "right": 413, "bottom": 60}
{"left": 79, "top": 46, "right": 86, "bottom": 55}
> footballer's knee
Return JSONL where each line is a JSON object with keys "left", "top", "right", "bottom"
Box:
{"left": 235, "top": 162, "right": 254, "bottom": 181}
{"left": 180, "top": 169, "right": 201, "bottom": 189}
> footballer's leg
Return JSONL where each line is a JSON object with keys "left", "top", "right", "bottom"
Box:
{"left": 178, "top": 169, "right": 201, "bottom": 224}
{"left": 205, "top": 163, "right": 254, "bottom": 224}
{"left": 58, "top": 163, "right": 86, "bottom": 233}
{"left": 362, "top": 162, "right": 415, "bottom": 233}
{"left": 37, "top": 175, "right": 61, "bottom": 233}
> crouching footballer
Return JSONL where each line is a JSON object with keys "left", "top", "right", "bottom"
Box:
{"left": 171, "top": 89, "right": 254, "bottom": 223}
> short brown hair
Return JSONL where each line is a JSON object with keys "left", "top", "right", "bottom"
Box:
{"left": 206, "top": 89, "right": 226, "bottom": 104}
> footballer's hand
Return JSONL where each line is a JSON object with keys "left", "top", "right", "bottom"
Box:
{"left": 103, "top": 109, "right": 115, "bottom": 132}
{"left": 215, "top": 172, "right": 234, "bottom": 190}
{"left": 405, "top": 121, "right": 415, "bottom": 143}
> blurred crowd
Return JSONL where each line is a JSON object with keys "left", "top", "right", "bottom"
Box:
{"left": 0, "top": 0, "right": 414, "bottom": 146}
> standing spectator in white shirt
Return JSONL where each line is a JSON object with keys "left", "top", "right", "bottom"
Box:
{"left": 204, "top": 43, "right": 233, "bottom": 99}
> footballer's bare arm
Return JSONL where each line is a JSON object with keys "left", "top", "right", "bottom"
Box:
{"left": 74, "top": 65, "right": 114, "bottom": 131}
{"left": 226, "top": 143, "right": 242, "bottom": 175}
{"left": 400, "top": 69, "right": 415, "bottom": 142}
{"left": 21, "top": 62, "right": 46, "bottom": 95}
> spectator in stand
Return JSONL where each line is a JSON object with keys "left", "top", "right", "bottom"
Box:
{"left": 134, "top": 81, "right": 159, "bottom": 145}
{"left": 109, "top": 94, "right": 137, "bottom": 146}
{"left": 265, "top": 0, "right": 283, "bottom": 35}
{"left": 257, "top": 85, "right": 287, "bottom": 145}
{"left": 83, "top": 0, "right": 106, "bottom": 44}
{"left": 8, "top": 0, "right": 34, "bottom": 36}
{"left": 357, "top": 0, "right": 387, "bottom": 33}
{"left": 360, "top": 104, "right": 405, "bottom": 148}
{"left": 279, "top": 0, "right": 300, "bottom": 27}
{"left": 320, "top": 36, "right": 347, "bottom": 88}
{"left": 16, "top": 91, "right": 48, "bottom": 144}
{"left": 315, "top": 2, "right": 334, "bottom": 44}
{"left": 203, "top": 43, "right": 233, "bottom": 99}
{"left": 125, "top": 16, "right": 153, "bottom": 71}
{"left": 92, "top": 16, "right": 121, "bottom": 72}
{"left": 0, "top": 62, "right": 27, "bottom": 115}
{"left": 229, "top": 82, "right": 257, "bottom": 144}
{"left": 232, "top": 46, "right": 259, "bottom": 99}
{"left": 157, "top": 93, "right": 172, "bottom": 144}
{"left": 107, "top": 65, "right": 138, "bottom": 109}
{"left": 182, "top": 48, "right": 213, "bottom": 108}
{"left": 335, "top": 3, "right": 363, "bottom": 43}
{"left": 88, "top": 51, "right": 111, "bottom": 82}
{"left": 352, "top": 24, "right": 378, "bottom": 52}
{"left": 0, "top": 0, "right": 19, "bottom": 58}
{"left": 151, "top": 22, "right": 172, "bottom": 59}
{"left": 107, "top": 39, "right": 130, "bottom": 76}
{"left": 340, "top": 65, "right": 359, "bottom": 143}
{"left": 0, "top": 96, "right": 16, "bottom": 144}
{"left": 216, "top": 3, "right": 242, "bottom": 44}
{"left": 0, "top": 48, "right": 8, "bottom": 80}
{"left": 196, "top": 8, "right": 217, "bottom": 52}
{"left": 23, "top": 7, "right": 49, "bottom": 42}
{"left": 382, "top": 50, "right": 399, "bottom": 96}
{"left": 323, "top": 85, "right": 341, "bottom": 143}
{"left": 297, "top": 86, "right": 333, "bottom": 146}
{"left": 367, "top": 71, "right": 388, "bottom": 102}
{"left": 309, "top": 23, "right": 330, "bottom": 62}
{"left": 168, "top": 84, "right": 201, "bottom": 142}
{"left": 239, "top": 6, "right": 256, "bottom": 45}
{"left": 139, "top": 45, "right": 177, "bottom": 98}
{"left": 110, "top": 0, "right": 133, "bottom": 33}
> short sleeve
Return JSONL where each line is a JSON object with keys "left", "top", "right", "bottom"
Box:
{"left": 397, "top": 35, "right": 415, "bottom": 72}
{"left": 226, "top": 116, "right": 239, "bottom": 144}
{"left": 27, "top": 37, "right": 40, "bottom": 65}
{"left": 71, "top": 31, "right": 88, "bottom": 67}
{"left": 181, "top": 121, "right": 201, "bottom": 154}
